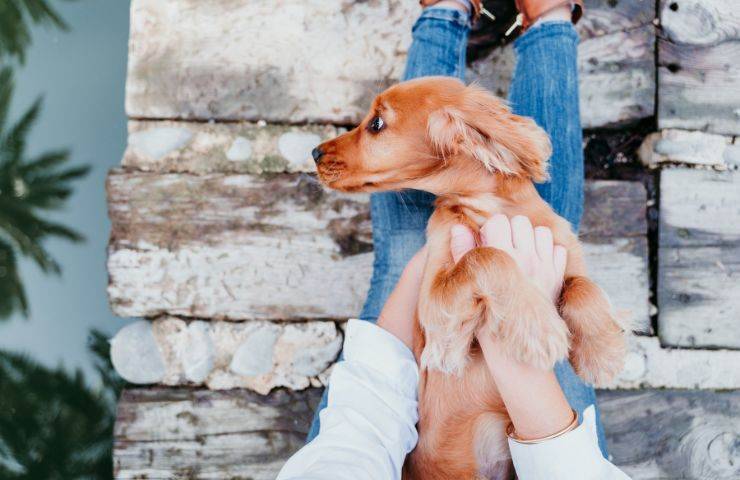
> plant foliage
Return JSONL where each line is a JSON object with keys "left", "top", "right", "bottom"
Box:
{"left": 0, "top": 67, "right": 89, "bottom": 318}
{"left": 0, "top": 349, "right": 115, "bottom": 479}
{"left": 0, "top": 0, "right": 76, "bottom": 64}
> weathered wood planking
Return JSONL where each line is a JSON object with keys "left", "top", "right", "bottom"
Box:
{"left": 126, "top": 0, "right": 654, "bottom": 128}
{"left": 113, "top": 388, "right": 323, "bottom": 480}
{"left": 107, "top": 172, "right": 374, "bottom": 321}
{"left": 609, "top": 335, "right": 740, "bottom": 390}
{"left": 659, "top": 168, "right": 740, "bottom": 349}
{"left": 470, "top": 24, "right": 655, "bottom": 129}
{"left": 107, "top": 172, "right": 650, "bottom": 330}
{"left": 639, "top": 129, "right": 739, "bottom": 169}
{"left": 599, "top": 389, "right": 740, "bottom": 480}
{"left": 110, "top": 319, "right": 341, "bottom": 393}
{"left": 123, "top": 121, "right": 342, "bottom": 174}
{"left": 113, "top": 387, "right": 740, "bottom": 480}
{"left": 658, "top": 1, "right": 740, "bottom": 135}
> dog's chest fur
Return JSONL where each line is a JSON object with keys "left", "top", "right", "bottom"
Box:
{"left": 437, "top": 192, "right": 508, "bottom": 228}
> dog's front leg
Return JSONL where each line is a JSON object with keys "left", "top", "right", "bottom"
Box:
{"left": 418, "top": 256, "right": 484, "bottom": 376}
{"left": 420, "top": 243, "right": 570, "bottom": 375}
{"left": 416, "top": 215, "right": 485, "bottom": 376}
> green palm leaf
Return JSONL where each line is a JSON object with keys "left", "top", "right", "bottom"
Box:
{"left": 0, "top": 349, "right": 115, "bottom": 479}
{"left": 0, "top": 239, "right": 27, "bottom": 317}
{"left": 0, "top": 0, "right": 76, "bottom": 64}
{"left": 0, "top": 67, "right": 88, "bottom": 318}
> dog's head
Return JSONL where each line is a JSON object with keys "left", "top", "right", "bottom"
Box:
{"left": 312, "top": 77, "right": 552, "bottom": 195}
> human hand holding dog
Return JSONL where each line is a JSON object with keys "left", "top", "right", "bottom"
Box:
{"left": 451, "top": 214, "right": 574, "bottom": 441}
{"left": 450, "top": 214, "right": 567, "bottom": 302}
{"left": 378, "top": 214, "right": 573, "bottom": 440}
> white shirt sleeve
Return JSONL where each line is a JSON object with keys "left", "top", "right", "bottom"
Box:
{"left": 277, "top": 319, "right": 419, "bottom": 480}
{"left": 508, "top": 405, "right": 632, "bottom": 480}
{"left": 277, "top": 319, "right": 631, "bottom": 480}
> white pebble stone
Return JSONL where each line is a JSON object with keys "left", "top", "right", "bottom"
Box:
{"left": 230, "top": 325, "right": 280, "bottom": 376}
{"left": 225, "top": 136, "right": 252, "bottom": 162}
{"left": 129, "top": 127, "right": 192, "bottom": 161}
{"left": 285, "top": 324, "right": 343, "bottom": 376}
{"left": 278, "top": 131, "right": 321, "bottom": 169}
{"left": 181, "top": 321, "right": 214, "bottom": 383}
{"left": 110, "top": 320, "right": 166, "bottom": 384}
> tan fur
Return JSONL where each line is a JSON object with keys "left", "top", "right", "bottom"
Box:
{"left": 314, "top": 77, "right": 625, "bottom": 479}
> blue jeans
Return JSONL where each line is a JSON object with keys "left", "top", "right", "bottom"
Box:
{"left": 307, "top": 8, "right": 607, "bottom": 457}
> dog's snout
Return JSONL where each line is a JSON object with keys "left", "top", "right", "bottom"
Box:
{"left": 311, "top": 147, "right": 325, "bottom": 164}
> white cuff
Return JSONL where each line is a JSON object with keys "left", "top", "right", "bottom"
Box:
{"left": 342, "top": 319, "right": 419, "bottom": 401}
{"left": 508, "top": 406, "right": 628, "bottom": 480}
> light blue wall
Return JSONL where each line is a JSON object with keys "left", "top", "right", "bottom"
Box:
{"left": 0, "top": 0, "right": 132, "bottom": 382}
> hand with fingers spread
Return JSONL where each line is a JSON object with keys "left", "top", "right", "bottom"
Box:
{"left": 451, "top": 214, "right": 575, "bottom": 442}
{"left": 451, "top": 214, "right": 567, "bottom": 303}
{"left": 282, "top": 213, "right": 630, "bottom": 480}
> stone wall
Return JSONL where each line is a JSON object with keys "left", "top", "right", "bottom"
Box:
{"left": 108, "top": 1, "right": 740, "bottom": 479}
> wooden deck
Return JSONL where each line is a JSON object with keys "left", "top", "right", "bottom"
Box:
{"left": 113, "top": 388, "right": 740, "bottom": 480}
{"left": 108, "top": 1, "right": 740, "bottom": 478}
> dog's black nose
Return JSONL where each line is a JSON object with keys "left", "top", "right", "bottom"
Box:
{"left": 311, "top": 147, "right": 324, "bottom": 164}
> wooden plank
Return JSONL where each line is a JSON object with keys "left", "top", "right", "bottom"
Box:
{"left": 113, "top": 387, "right": 740, "bottom": 479}
{"left": 660, "top": 169, "right": 740, "bottom": 248}
{"left": 658, "top": 1, "right": 740, "bottom": 135}
{"left": 659, "top": 168, "right": 740, "bottom": 349}
{"left": 106, "top": 172, "right": 373, "bottom": 321}
{"left": 659, "top": 0, "right": 739, "bottom": 47}
{"left": 113, "top": 388, "right": 322, "bottom": 480}
{"left": 599, "top": 389, "right": 740, "bottom": 480}
{"left": 110, "top": 319, "right": 341, "bottom": 393}
{"left": 107, "top": 173, "right": 649, "bottom": 330}
{"left": 639, "top": 129, "right": 738, "bottom": 169}
{"left": 470, "top": 24, "right": 655, "bottom": 129}
{"left": 658, "top": 40, "right": 740, "bottom": 135}
{"left": 608, "top": 335, "right": 740, "bottom": 389}
{"left": 123, "top": 120, "right": 342, "bottom": 174}
{"left": 126, "top": 0, "right": 654, "bottom": 128}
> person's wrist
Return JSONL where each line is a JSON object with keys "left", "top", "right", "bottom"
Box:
{"left": 478, "top": 332, "right": 573, "bottom": 440}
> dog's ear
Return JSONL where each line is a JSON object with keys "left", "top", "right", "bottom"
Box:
{"left": 427, "top": 84, "right": 551, "bottom": 182}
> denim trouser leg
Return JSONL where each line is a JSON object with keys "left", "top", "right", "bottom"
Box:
{"left": 307, "top": 13, "right": 608, "bottom": 458}
{"left": 361, "top": 8, "right": 471, "bottom": 322}
{"left": 306, "top": 9, "right": 468, "bottom": 441}
{"left": 509, "top": 22, "right": 608, "bottom": 457}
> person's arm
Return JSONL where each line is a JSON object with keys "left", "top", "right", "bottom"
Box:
{"left": 276, "top": 253, "right": 426, "bottom": 480}
{"left": 280, "top": 214, "right": 630, "bottom": 480}
{"left": 276, "top": 320, "right": 419, "bottom": 480}
{"left": 451, "top": 215, "right": 631, "bottom": 480}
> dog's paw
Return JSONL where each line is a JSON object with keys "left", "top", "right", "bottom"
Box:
{"left": 420, "top": 337, "right": 469, "bottom": 376}
{"left": 492, "top": 299, "right": 570, "bottom": 371}
{"left": 559, "top": 276, "right": 627, "bottom": 386}
{"left": 570, "top": 330, "right": 626, "bottom": 386}
{"left": 516, "top": 314, "right": 570, "bottom": 371}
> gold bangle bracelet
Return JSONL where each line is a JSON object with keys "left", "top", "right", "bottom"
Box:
{"left": 506, "top": 409, "right": 579, "bottom": 444}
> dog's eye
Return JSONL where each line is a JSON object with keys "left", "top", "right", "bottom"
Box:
{"left": 368, "top": 116, "right": 385, "bottom": 133}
